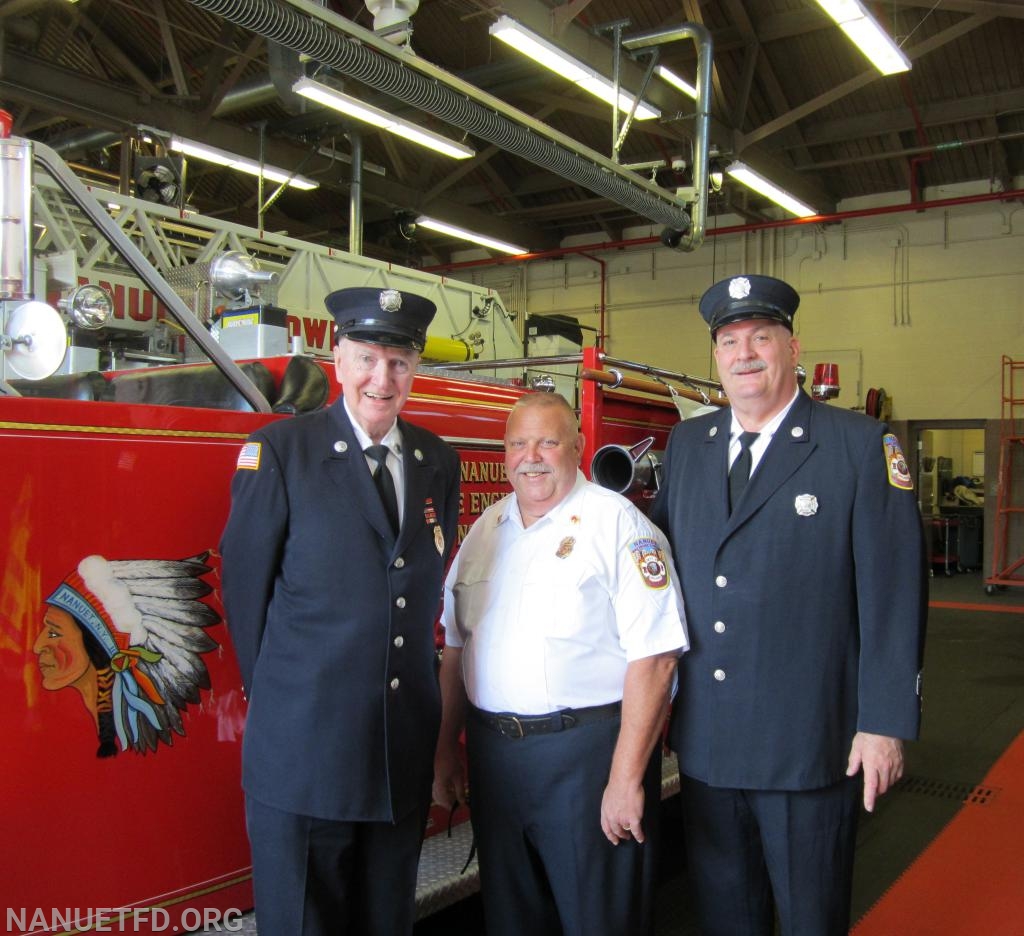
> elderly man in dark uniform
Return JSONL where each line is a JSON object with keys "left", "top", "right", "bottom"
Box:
{"left": 220, "top": 287, "right": 460, "bottom": 935}
{"left": 650, "top": 274, "right": 927, "bottom": 936}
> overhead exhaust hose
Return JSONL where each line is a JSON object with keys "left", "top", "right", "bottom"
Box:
{"left": 186, "top": 0, "right": 694, "bottom": 233}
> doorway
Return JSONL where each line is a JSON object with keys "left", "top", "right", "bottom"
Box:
{"left": 908, "top": 420, "right": 986, "bottom": 577}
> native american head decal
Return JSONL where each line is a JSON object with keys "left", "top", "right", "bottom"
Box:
{"left": 34, "top": 553, "right": 221, "bottom": 758}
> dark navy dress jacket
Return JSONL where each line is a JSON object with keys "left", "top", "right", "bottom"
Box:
{"left": 651, "top": 390, "right": 926, "bottom": 791}
{"left": 221, "top": 398, "right": 460, "bottom": 822}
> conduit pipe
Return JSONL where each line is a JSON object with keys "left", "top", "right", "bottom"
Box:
{"left": 622, "top": 22, "right": 713, "bottom": 252}
{"left": 422, "top": 187, "right": 1024, "bottom": 273}
{"left": 349, "top": 129, "right": 363, "bottom": 256}
{"left": 185, "top": 0, "right": 703, "bottom": 235}
{"left": 579, "top": 253, "right": 607, "bottom": 346}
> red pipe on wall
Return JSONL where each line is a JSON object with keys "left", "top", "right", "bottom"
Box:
{"left": 422, "top": 188, "right": 1024, "bottom": 274}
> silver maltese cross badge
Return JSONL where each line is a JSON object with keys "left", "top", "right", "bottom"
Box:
{"left": 794, "top": 494, "right": 818, "bottom": 517}
{"left": 728, "top": 276, "right": 751, "bottom": 299}
{"left": 379, "top": 288, "right": 402, "bottom": 313}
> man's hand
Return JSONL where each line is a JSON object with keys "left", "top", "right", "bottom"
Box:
{"left": 432, "top": 741, "right": 468, "bottom": 811}
{"left": 599, "top": 651, "right": 678, "bottom": 845}
{"left": 601, "top": 778, "right": 645, "bottom": 845}
{"left": 846, "top": 731, "right": 904, "bottom": 812}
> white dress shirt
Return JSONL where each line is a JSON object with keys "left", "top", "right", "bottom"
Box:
{"left": 443, "top": 471, "right": 688, "bottom": 714}
{"left": 344, "top": 399, "right": 406, "bottom": 527}
{"left": 728, "top": 387, "right": 800, "bottom": 478}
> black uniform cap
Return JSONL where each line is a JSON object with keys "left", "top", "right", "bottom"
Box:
{"left": 326, "top": 287, "right": 437, "bottom": 351}
{"left": 699, "top": 274, "right": 800, "bottom": 338}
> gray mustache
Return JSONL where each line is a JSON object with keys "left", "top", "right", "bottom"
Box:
{"left": 730, "top": 359, "right": 768, "bottom": 375}
{"left": 516, "top": 463, "right": 553, "bottom": 475}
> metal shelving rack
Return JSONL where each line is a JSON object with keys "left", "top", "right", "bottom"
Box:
{"left": 985, "top": 356, "right": 1024, "bottom": 594}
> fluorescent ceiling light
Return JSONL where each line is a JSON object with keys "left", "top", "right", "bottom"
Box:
{"left": 489, "top": 15, "right": 660, "bottom": 120}
{"left": 726, "top": 162, "right": 817, "bottom": 218}
{"left": 813, "top": 0, "right": 911, "bottom": 75}
{"left": 415, "top": 215, "right": 527, "bottom": 255}
{"left": 169, "top": 136, "right": 318, "bottom": 190}
{"left": 292, "top": 77, "right": 475, "bottom": 160}
{"left": 656, "top": 66, "right": 697, "bottom": 100}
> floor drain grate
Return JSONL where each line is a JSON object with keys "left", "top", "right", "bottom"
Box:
{"left": 896, "top": 776, "right": 999, "bottom": 805}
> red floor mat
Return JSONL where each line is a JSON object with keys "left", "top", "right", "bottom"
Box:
{"left": 852, "top": 730, "right": 1024, "bottom": 936}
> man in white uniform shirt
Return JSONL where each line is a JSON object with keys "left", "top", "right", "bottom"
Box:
{"left": 433, "top": 392, "right": 687, "bottom": 936}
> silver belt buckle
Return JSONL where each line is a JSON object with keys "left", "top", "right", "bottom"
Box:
{"left": 497, "top": 714, "right": 524, "bottom": 739}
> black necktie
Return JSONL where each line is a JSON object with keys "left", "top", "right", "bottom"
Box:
{"left": 365, "top": 445, "right": 399, "bottom": 534}
{"left": 728, "top": 431, "right": 760, "bottom": 513}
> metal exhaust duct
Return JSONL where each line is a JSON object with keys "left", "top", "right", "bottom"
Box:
{"left": 185, "top": 0, "right": 710, "bottom": 242}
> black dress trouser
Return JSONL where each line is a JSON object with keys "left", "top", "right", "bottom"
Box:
{"left": 679, "top": 774, "right": 861, "bottom": 936}
{"left": 245, "top": 794, "right": 430, "bottom": 936}
{"left": 466, "top": 712, "right": 662, "bottom": 936}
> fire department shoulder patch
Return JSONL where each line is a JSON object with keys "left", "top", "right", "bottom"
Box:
{"left": 883, "top": 433, "right": 913, "bottom": 490}
{"left": 629, "top": 537, "right": 669, "bottom": 589}
{"left": 236, "top": 441, "right": 262, "bottom": 471}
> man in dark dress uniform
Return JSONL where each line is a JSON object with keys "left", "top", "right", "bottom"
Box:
{"left": 220, "top": 287, "right": 460, "bottom": 935}
{"left": 650, "top": 274, "right": 927, "bottom": 936}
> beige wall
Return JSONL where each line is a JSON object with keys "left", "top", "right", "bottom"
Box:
{"left": 476, "top": 182, "right": 1024, "bottom": 421}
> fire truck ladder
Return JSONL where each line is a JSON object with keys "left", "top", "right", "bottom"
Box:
{"left": 985, "top": 356, "right": 1024, "bottom": 594}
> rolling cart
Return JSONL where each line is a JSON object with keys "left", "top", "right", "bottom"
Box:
{"left": 929, "top": 516, "right": 959, "bottom": 576}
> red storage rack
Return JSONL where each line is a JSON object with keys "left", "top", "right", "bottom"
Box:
{"left": 986, "top": 356, "right": 1024, "bottom": 593}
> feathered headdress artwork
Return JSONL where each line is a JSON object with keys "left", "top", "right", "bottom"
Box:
{"left": 45, "top": 553, "right": 221, "bottom": 756}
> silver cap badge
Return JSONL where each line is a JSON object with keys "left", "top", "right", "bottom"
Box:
{"left": 379, "top": 289, "right": 402, "bottom": 313}
{"left": 728, "top": 277, "right": 751, "bottom": 300}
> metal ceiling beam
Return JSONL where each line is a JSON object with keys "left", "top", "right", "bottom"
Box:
{"left": 153, "top": 0, "right": 189, "bottom": 98}
{"left": 65, "top": 3, "right": 164, "bottom": 99}
{"left": 0, "top": 0, "right": 48, "bottom": 18}
{"left": 796, "top": 128, "right": 1024, "bottom": 171}
{"left": 740, "top": 12, "right": 995, "bottom": 150}
{"left": 661, "top": 10, "right": 829, "bottom": 60}
{"left": 0, "top": 48, "right": 552, "bottom": 253}
{"left": 199, "top": 32, "right": 263, "bottom": 123}
{"left": 800, "top": 88, "right": 1024, "bottom": 147}
{"left": 722, "top": 0, "right": 817, "bottom": 169}
{"left": 494, "top": 0, "right": 831, "bottom": 214}
{"left": 890, "top": 0, "right": 1024, "bottom": 18}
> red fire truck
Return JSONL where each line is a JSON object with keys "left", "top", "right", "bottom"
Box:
{"left": 0, "top": 135, "right": 722, "bottom": 933}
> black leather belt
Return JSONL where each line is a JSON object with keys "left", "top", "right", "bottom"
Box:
{"left": 469, "top": 701, "right": 621, "bottom": 740}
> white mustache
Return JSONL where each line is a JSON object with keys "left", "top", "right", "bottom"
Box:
{"left": 516, "top": 463, "right": 553, "bottom": 476}
{"left": 730, "top": 359, "right": 767, "bottom": 375}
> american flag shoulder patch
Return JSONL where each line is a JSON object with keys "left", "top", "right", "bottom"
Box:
{"left": 236, "top": 441, "right": 262, "bottom": 471}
